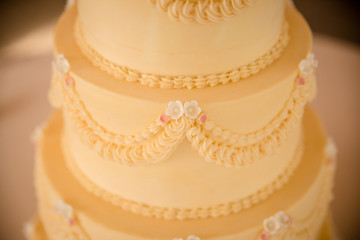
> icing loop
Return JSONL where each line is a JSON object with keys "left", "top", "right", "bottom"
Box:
{"left": 74, "top": 20, "right": 289, "bottom": 89}
{"left": 148, "top": 0, "right": 257, "bottom": 24}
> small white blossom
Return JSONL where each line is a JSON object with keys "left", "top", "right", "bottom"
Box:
{"left": 187, "top": 235, "right": 201, "bottom": 240}
{"left": 184, "top": 100, "right": 202, "bottom": 119}
{"left": 65, "top": 0, "right": 75, "bottom": 9}
{"left": 307, "top": 53, "right": 319, "bottom": 68}
{"left": 31, "top": 125, "right": 43, "bottom": 143}
{"left": 173, "top": 235, "right": 200, "bottom": 240}
{"left": 299, "top": 52, "right": 318, "bottom": 76}
{"left": 263, "top": 216, "right": 280, "bottom": 235}
{"left": 53, "top": 54, "right": 70, "bottom": 76}
{"left": 325, "top": 138, "right": 338, "bottom": 159}
{"left": 54, "top": 199, "right": 74, "bottom": 220}
{"left": 23, "top": 221, "right": 34, "bottom": 238}
{"left": 166, "top": 100, "right": 184, "bottom": 120}
{"left": 275, "top": 211, "right": 292, "bottom": 227}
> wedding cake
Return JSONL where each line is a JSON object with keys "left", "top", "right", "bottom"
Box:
{"left": 27, "top": 0, "right": 337, "bottom": 239}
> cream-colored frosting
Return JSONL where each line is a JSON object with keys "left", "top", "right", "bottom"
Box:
{"left": 35, "top": 107, "right": 335, "bottom": 240}
{"left": 32, "top": 0, "right": 335, "bottom": 239}
{"left": 77, "top": 0, "right": 286, "bottom": 75}
{"left": 50, "top": 1, "right": 315, "bottom": 214}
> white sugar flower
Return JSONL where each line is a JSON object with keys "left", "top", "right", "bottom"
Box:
{"left": 275, "top": 211, "right": 292, "bottom": 227}
{"left": 30, "top": 125, "right": 43, "bottom": 143}
{"left": 23, "top": 221, "right": 34, "bottom": 238}
{"left": 263, "top": 216, "right": 280, "bottom": 235}
{"left": 187, "top": 235, "right": 201, "bottom": 240}
{"left": 299, "top": 52, "right": 318, "bottom": 76}
{"left": 53, "top": 54, "right": 70, "bottom": 75}
{"left": 166, "top": 100, "right": 184, "bottom": 120}
{"left": 325, "top": 138, "right": 338, "bottom": 159}
{"left": 173, "top": 235, "right": 200, "bottom": 240}
{"left": 307, "top": 53, "right": 318, "bottom": 68}
{"left": 65, "top": 0, "right": 75, "bottom": 9}
{"left": 54, "top": 199, "right": 74, "bottom": 220}
{"left": 184, "top": 100, "right": 201, "bottom": 119}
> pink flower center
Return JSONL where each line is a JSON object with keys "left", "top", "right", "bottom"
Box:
{"left": 199, "top": 114, "right": 208, "bottom": 124}
{"left": 160, "top": 114, "right": 169, "bottom": 123}
{"left": 69, "top": 219, "right": 77, "bottom": 225}
{"left": 297, "top": 76, "right": 306, "bottom": 86}
{"left": 260, "top": 231, "right": 270, "bottom": 240}
{"left": 328, "top": 157, "right": 336, "bottom": 165}
{"left": 65, "top": 77, "right": 73, "bottom": 86}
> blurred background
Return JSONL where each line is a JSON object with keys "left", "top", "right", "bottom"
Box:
{"left": 0, "top": 0, "right": 359, "bottom": 239}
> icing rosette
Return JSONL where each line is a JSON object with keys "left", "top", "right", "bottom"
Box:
{"left": 148, "top": 0, "right": 257, "bottom": 24}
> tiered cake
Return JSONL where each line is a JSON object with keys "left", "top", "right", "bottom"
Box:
{"left": 28, "top": 0, "right": 337, "bottom": 239}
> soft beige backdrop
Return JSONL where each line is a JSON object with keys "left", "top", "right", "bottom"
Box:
{"left": 0, "top": 24, "right": 359, "bottom": 240}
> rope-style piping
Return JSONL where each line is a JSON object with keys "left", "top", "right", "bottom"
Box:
{"left": 39, "top": 157, "right": 335, "bottom": 236}
{"left": 188, "top": 77, "right": 313, "bottom": 167}
{"left": 52, "top": 72, "right": 314, "bottom": 167}
{"left": 74, "top": 19, "right": 289, "bottom": 89}
{"left": 147, "top": 0, "right": 257, "bottom": 24}
{"left": 64, "top": 139, "right": 304, "bottom": 220}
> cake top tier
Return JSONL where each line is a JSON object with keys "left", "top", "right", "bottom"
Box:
{"left": 77, "top": 0, "right": 286, "bottom": 83}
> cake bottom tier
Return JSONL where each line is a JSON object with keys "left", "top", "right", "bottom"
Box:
{"left": 34, "top": 106, "right": 335, "bottom": 240}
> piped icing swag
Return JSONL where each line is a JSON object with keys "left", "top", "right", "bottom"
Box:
{"left": 50, "top": 53, "right": 317, "bottom": 167}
